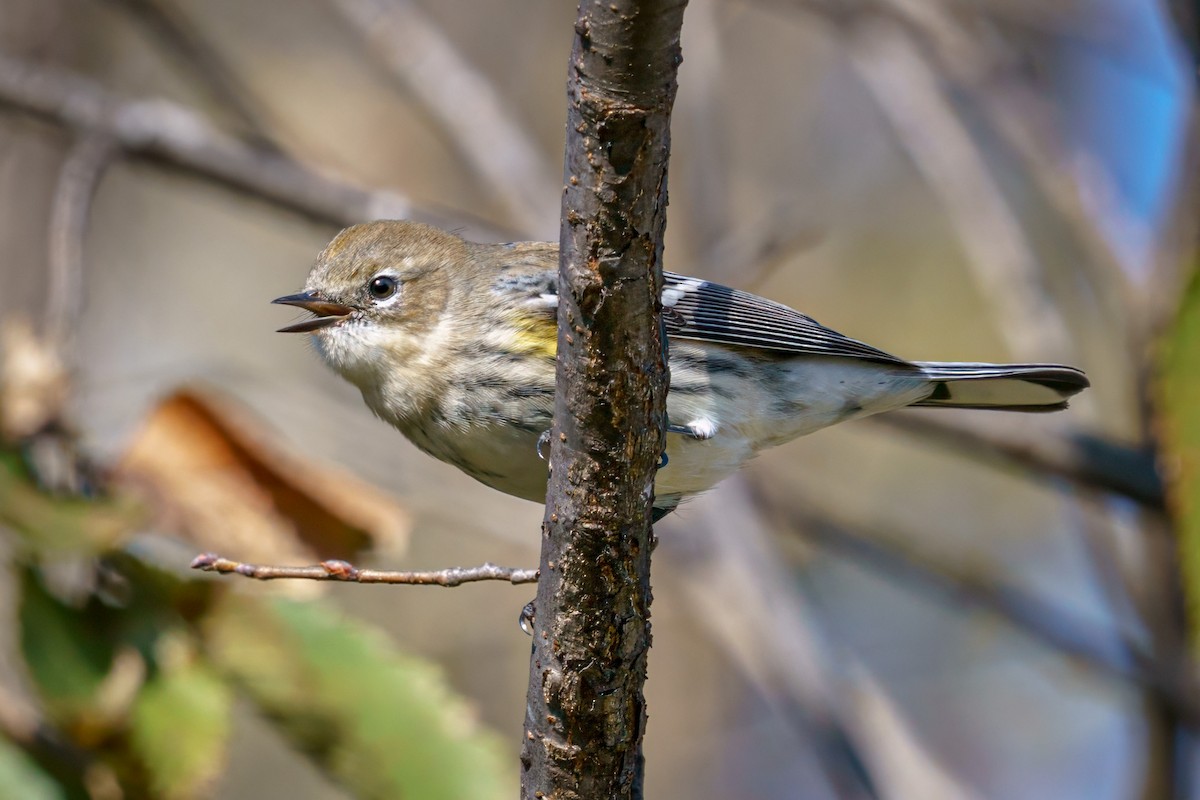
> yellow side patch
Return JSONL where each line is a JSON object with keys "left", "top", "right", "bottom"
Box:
{"left": 507, "top": 314, "right": 557, "bottom": 359}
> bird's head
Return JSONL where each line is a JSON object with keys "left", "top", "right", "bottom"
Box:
{"left": 273, "top": 220, "right": 466, "bottom": 394}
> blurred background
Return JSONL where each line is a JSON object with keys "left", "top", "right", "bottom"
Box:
{"left": 0, "top": 0, "right": 1196, "bottom": 798}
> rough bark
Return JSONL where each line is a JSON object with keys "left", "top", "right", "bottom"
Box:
{"left": 519, "top": 1, "right": 687, "bottom": 798}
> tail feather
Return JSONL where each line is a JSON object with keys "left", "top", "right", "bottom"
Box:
{"left": 910, "top": 362, "right": 1089, "bottom": 412}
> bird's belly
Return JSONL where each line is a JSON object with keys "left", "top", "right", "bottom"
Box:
{"left": 401, "top": 354, "right": 932, "bottom": 506}
{"left": 416, "top": 419, "right": 749, "bottom": 507}
{"left": 405, "top": 420, "right": 551, "bottom": 504}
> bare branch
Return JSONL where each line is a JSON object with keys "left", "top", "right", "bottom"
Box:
{"left": 522, "top": 2, "right": 687, "bottom": 798}
{"left": 0, "top": 52, "right": 507, "bottom": 237}
{"left": 44, "top": 132, "right": 117, "bottom": 352}
{"left": 189, "top": 553, "right": 538, "bottom": 586}
{"left": 330, "top": 0, "right": 559, "bottom": 234}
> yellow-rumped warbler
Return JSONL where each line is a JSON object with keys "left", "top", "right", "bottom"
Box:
{"left": 274, "top": 220, "right": 1089, "bottom": 515}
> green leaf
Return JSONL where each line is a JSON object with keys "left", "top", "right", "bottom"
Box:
{"left": 0, "top": 737, "right": 66, "bottom": 800}
{"left": 0, "top": 449, "right": 139, "bottom": 555}
{"left": 18, "top": 567, "right": 116, "bottom": 724}
{"left": 130, "top": 653, "right": 232, "bottom": 799}
{"left": 1160, "top": 265, "right": 1200, "bottom": 645}
{"left": 204, "top": 595, "right": 511, "bottom": 800}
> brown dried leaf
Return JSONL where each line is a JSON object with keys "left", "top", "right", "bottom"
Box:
{"left": 115, "top": 388, "right": 408, "bottom": 565}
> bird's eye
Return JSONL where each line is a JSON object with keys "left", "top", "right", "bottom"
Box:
{"left": 368, "top": 275, "right": 398, "bottom": 300}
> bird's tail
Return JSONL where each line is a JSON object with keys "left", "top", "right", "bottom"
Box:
{"left": 910, "top": 362, "right": 1089, "bottom": 412}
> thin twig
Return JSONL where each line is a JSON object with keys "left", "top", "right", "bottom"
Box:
{"left": 329, "top": 0, "right": 559, "bottom": 234}
{"left": 0, "top": 52, "right": 508, "bottom": 237}
{"left": 45, "top": 132, "right": 117, "bottom": 352}
{"left": 189, "top": 553, "right": 538, "bottom": 586}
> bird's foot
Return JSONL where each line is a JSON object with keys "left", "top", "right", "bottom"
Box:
{"left": 519, "top": 600, "right": 536, "bottom": 636}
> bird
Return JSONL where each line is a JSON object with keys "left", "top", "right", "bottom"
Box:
{"left": 274, "top": 220, "right": 1089, "bottom": 517}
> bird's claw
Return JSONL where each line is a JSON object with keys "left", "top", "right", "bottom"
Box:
{"left": 519, "top": 600, "right": 536, "bottom": 635}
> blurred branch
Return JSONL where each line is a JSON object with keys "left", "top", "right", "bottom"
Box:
{"left": 755, "top": 487, "right": 1200, "bottom": 724}
{"left": 190, "top": 553, "right": 537, "bottom": 585}
{"left": 883, "top": 0, "right": 1139, "bottom": 283}
{"left": 870, "top": 411, "right": 1165, "bottom": 510}
{"left": 875, "top": 0, "right": 1165, "bottom": 445}
{"left": 21, "top": 136, "right": 108, "bottom": 482}
{"left": 676, "top": 0, "right": 732, "bottom": 254}
{"left": 820, "top": 0, "right": 1149, "bottom": 407}
{"left": 44, "top": 132, "right": 117, "bottom": 353}
{"left": 100, "top": 0, "right": 278, "bottom": 145}
{"left": 329, "top": 0, "right": 559, "bottom": 234}
{"left": 103, "top": 0, "right": 375, "bottom": 198}
{"left": 700, "top": 210, "right": 825, "bottom": 285}
{"left": 1165, "top": 0, "right": 1198, "bottom": 66}
{"left": 661, "top": 478, "right": 880, "bottom": 799}
{"left": 844, "top": 669, "right": 983, "bottom": 800}
{"left": 874, "top": 0, "right": 1146, "bottom": 379}
{"left": 842, "top": 15, "right": 1073, "bottom": 361}
{"left": 0, "top": 52, "right": 507, "bottom": 236}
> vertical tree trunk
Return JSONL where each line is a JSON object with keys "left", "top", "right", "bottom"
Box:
{"left": 520, "top": 1, "right": 687, "bottom": 798}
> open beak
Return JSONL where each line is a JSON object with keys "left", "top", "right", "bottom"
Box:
{"left": 272, "top": 291, "right": 354, "bottom": 333}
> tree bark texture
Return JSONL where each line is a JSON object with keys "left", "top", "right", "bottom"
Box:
{"left": 520, "top": 2, "right": 687, "bottom": 798}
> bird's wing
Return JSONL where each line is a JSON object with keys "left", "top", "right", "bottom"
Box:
{"left": 661, "top": 272, "right": 908, "bottom": 364}
{"left": 502, "top": 261, "right": 908, "bottom": 365}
